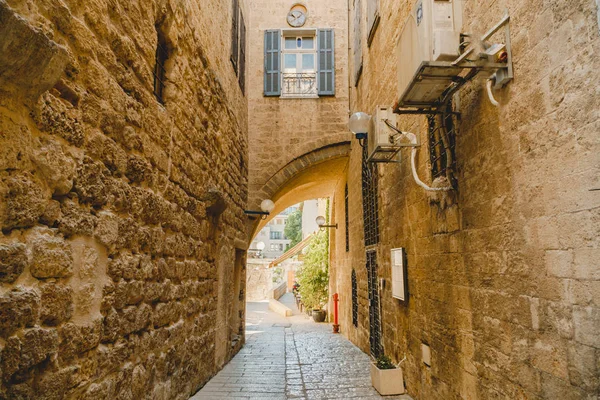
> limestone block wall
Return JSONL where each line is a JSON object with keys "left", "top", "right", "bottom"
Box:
{"left": 331, "top": 0, "right": 600, "bottom": 399}
{"left": 0, "top": 0, "right": 248, "bottom": 398}
{"left": 246, "top": 0, "right": 350, "bottom": 209}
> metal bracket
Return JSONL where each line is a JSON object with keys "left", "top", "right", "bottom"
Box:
{"left": 481, "top": 10, "right": 513, "bottom": 88}
{"left": 394, "top": 9, "right": 513, "bottom": 116}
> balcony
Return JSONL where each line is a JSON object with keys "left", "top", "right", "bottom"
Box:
{"left": 282, "top": 73, "right": 318, "bottom": 98}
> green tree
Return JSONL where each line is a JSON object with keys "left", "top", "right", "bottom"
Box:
{"left": 297, "top": 229, "right": 329, "bottom": 310}
{"left": 284, "top": 209, "right": 303, "bottom": 249}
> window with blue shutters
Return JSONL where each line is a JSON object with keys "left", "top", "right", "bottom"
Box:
{"left": 264, "top": 29, "right": 335, "bottom": 98}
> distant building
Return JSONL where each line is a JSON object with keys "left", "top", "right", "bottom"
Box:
{"left": 250, "top": 205, "right": 300, "bottom": 259}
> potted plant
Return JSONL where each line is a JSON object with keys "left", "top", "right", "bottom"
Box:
{"left": 370, "top": 355, "right": 405, "bottom": 396}
{"left": 297, "top": 230, "right": 329, "bottom": 323}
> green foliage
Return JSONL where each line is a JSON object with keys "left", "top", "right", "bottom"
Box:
{"left": 297, "top": 229, "right": 329, "bottom": 310}
{"left": 284, "top": 209, "right": 303, "bottom": 249}
{"left": 376, "top": 355, "right": 396, "bottom": 370}
{"left": 272, "top": 267, "right": 284, "bottom": 284}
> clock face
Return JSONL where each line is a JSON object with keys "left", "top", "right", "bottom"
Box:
{"left": 287, "top": 10, "right": 306, "bottom": 27}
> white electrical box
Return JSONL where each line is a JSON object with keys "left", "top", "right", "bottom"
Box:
{"left": 391, "top": 248, "right": 407, "bottom": 301}
{"left": 367, "top": 106, "right": 400, "bottom": 163}
{"left": 397, "top": 0, "right": 464, "bottom": 107}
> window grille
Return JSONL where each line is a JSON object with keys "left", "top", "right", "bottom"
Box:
{"left": 366, "top": 251, "right": 382, "bottom": 357}
{"left": 153, "top": 26, "right": 168, "bottom": 104}
{"left": 427, "top": 109, "right": 457, "bottom": 185}
{"left": 345, "top": 183, "right": 350, "bottom": 252}
{"left": 362, "top": 145, "right": 379, "bottom": 247}
{"left": 351, "top": 269, "right": 358, "bottom": 327}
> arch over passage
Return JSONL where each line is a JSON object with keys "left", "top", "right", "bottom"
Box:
{"left": 248, "top": 142, "right": 350, "bottom": 240}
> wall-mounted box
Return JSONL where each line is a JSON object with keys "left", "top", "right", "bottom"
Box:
{"left": 391, "top": 248, "right": 408, "bottom": 301}
{"left": 368, "top": 106, "right": 400, "bottom": 163}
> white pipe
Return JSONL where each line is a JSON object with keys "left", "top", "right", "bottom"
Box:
{"left": 404, "top": 132, "right": 453, "bottom": 192}
{"left": 486, "top": 79, "right": 499, "bottom": 107}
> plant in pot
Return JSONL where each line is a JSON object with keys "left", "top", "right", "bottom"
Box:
{"left": 370, "top": 355, "right": 405, "bottom": 396}
{"left": 297, "top": 230, "right": 329, "bottom": 323}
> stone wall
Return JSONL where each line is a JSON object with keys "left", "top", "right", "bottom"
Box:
{"left": 0, "top": 0, "right": 248, "bottom": 398}
{"left": 331, "top": 0, "right": 600, "bottom": 399}
{"left": 246, "top": 260, "right": 273, "bottom": 301}
{"left": 245, "top": 0, "right": 350, "bottom": 211}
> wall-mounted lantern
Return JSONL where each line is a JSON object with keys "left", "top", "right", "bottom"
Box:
{"left": 348, "top": 112, "right": 371, "bottom": 148}
{"left": 244, "top": 199, "right": 275, "bottom": 220}
{"left": 316, "top": 215, "right": 338, "bottom": 229}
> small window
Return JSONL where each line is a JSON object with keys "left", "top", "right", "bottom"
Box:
{"left": 153, "top": 26, "right": 169, "bottom": 104}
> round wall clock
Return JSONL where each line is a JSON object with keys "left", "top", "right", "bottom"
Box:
{"left": 287, "top": 9, "right": 307, "bottom": 27}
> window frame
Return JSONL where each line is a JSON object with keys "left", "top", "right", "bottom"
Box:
{"left": 281, "top": 29, "right": 319, "bottom": 99}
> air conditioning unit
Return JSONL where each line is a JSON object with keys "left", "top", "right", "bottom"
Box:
{"left": 397, "top": 0, "right": 464, "bottom": 108}
{"left": 367, "top": 106, "right": 420, "bottom": 163}
{"left": 368, "top": 106, "right": 400, "bottom": 163}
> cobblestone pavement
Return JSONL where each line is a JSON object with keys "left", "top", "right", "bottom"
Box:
{"left": 191, "top": 294, "right": 412, "bottom": 400}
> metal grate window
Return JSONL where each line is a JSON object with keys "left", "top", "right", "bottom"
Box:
{"left": 362, "top": 145, "right": 379, "bottom": 247}
{"left": 427, "top": 110, "right": 457, "bottom": 185}
{"left": 153, "top": 26, "right": 168, "bottom": 104}
{"left": 366, "top": 251, "right": 382, "bottom": 357}
{"left": 352, "top": 269, "right": 358, "bottom": 327}
{"left": 345, "top": 183, "right": 350, "bottom": 252}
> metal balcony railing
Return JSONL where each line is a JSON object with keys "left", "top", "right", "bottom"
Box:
{"left": 282, "top": 73, "right": 318, "bottom": 97}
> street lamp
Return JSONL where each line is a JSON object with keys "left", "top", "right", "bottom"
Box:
{"left": 244, "top": 199, "right": 275, "bottom": 220}
{"left": 316, "top": 215, "right": 338, "bottom": 229}
{"left": 349, "top": 112, "right": 371, "bottom": 147}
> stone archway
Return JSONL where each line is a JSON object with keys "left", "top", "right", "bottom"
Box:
{"left": 247, "top": 141, "right": 350, "bottom": 240}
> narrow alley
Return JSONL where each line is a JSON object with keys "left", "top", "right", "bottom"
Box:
{"left": 192, "top": 294, "right": 412, "bottom": 400}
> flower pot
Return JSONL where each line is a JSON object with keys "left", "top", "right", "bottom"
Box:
{"left": 311, "top": 309, "right": 326, "bottom": 323}
{"left": 370, "top": 363, "right": 405, "bottom": 396}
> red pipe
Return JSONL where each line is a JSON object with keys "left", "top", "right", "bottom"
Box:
{"left": 332, "top": 293, "right": 340, "bottom": 333}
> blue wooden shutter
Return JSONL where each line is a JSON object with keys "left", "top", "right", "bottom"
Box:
{"left": 318, "top": 29, "right": 335, "bottom": 96}
{"left": 264, "top": 30, "right": 281, "bottom": 96}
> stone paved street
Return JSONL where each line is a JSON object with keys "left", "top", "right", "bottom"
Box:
{"left": 191, "top": 294, "right": 412, "bottom": 400}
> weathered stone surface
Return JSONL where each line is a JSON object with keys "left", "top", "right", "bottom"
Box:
{"left": 0, "top": 0, "right": 248, "bottom": 397}
{"left": 153, "top": 302, "right": 183, "bottom": 328}
{"left": 59, "top": 320, "right": 102, "bottom": 361}
{"left": 0, "top": 287, "right": 40, "bottom": 337}
{"left": 40, "top": 283, "right": 73, "bottom": 326}
{"left": 57, "top": 198, "right": 96, "bottom": 237}
{"left": 326, "top": 1, "right": 600, "bottom": 399}
{"left": 30, "top": 230, "right": 73, "bottom": 279}
{"left": 2, "top": 328, "right": 59, "bottom": 381}
{"left": 1, "top": 173, "right": 47, "bottom": 231}
{"left": 31, "top": 140, "right": 76, "bottom": 196}
{"left": 0, "top": 1, "right": 69, "bottom": 100}
{"left": 0, "top": 242, "right": 27, "bottom": 283}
